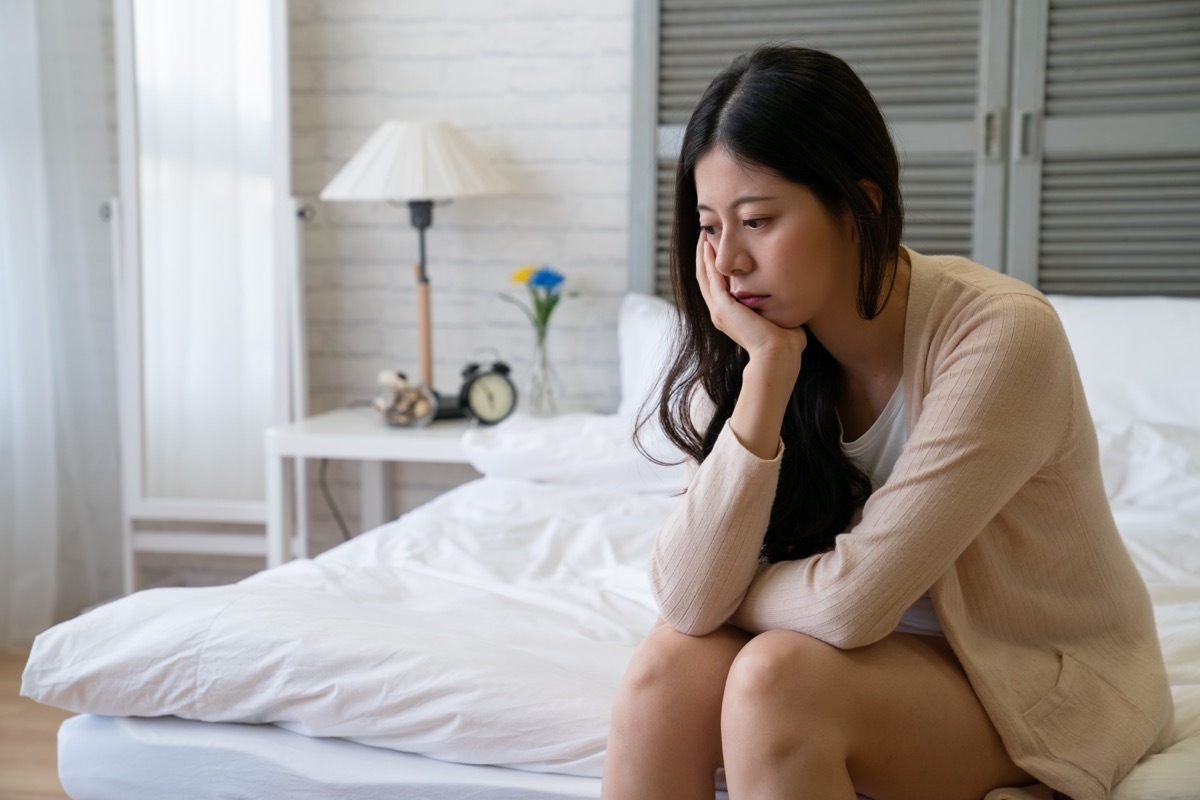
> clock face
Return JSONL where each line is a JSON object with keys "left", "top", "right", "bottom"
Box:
{"left": 466, "top": 371, "right": 516, "bottom": 424}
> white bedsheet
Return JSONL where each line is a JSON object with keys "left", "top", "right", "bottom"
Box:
{"left": 57, "top": 714, "right": 608, "bottom": 800}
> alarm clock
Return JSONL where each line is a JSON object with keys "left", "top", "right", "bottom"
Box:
{"left": 459, "top": 359, "right": 517, "bottom": 425}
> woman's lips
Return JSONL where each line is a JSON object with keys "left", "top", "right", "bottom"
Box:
{"left": 732, "top": 292, "right": 768, "bottom": 309}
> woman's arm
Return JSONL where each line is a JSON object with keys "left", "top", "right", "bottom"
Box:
{"left": 649, "top": 421, "right": 783, "bottom": 635}
{"left": 730, "top": 291, "right": 1075, "bottom": 648}
{"left": 649, "top": 237, "right": 804, "bottom": 635}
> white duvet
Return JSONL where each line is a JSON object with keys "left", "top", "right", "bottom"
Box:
{"left": 20, "top": 413, "right": 1200, "bottom": 796}
{"left": 24, "top": 473, "right": 676, "bottom": 776}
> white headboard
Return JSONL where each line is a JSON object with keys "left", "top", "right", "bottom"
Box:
{"left": 1048, "top": 295, "right": 1200, "bottom": 429}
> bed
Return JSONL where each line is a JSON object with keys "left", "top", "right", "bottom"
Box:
{"left": 22, "top": 291, "right": 1200, "bottom": 800}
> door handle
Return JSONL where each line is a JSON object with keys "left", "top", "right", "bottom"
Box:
{"left": 1016, "top": 108, "right": 1040, "bottom": 161}
{"left": 981, "top": 108, "right": 1007, "bottom": 162}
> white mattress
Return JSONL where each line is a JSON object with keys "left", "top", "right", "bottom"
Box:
{"left": 57, "top": 714, "right": 606, "bottom": 800}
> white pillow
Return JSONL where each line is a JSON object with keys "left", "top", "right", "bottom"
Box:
{"left": 1048, "top": 295, "right": 1200, "bottom": 428}
{"left": 617, "top": 293, "right": 678, "bottom": 418}
{"left": 461, "top": 411, "right": 688, "bottom": 494}
{"left": 458, "top": 293, "right": 688, "bottom": 493}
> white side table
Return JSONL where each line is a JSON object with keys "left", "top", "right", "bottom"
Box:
{"left": 265, "top": 407, "right": 474, "bottom": 566}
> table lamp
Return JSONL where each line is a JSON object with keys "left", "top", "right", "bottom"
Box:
{"left": 320, "top": 120, "right": 511, "bottom": 416}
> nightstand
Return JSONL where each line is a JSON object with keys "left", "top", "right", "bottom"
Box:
{"left": 265, "top": 407, "right": 474, "bottom": 566}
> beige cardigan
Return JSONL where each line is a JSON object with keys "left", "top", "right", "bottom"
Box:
{"left": 648, "top": 250, "right": 1173, "bottom": 800}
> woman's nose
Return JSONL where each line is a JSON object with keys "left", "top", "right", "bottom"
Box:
{"left": 713, "top": 233, "right": 750, "bottom": 276}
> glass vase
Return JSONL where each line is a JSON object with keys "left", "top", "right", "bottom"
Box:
{"left": 526, "top": 332, "right": 558, "bottom": 417}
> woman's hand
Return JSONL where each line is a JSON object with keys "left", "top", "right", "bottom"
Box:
{"left": 695, "top": 235, "right": 806, "bottom": 459}
{"left": 695, "top": 235, "right": 807, "bottom": 376}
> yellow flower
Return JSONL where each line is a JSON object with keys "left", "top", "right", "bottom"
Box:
{"left": 511, "top": 265, "right": 536, "bottom": 284}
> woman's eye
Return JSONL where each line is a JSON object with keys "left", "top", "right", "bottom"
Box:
{"left": 744, "top": 218, "right": 767, "bottom": 230}
{"left": 699, "top": 224, "right": 717, "bottom": 236}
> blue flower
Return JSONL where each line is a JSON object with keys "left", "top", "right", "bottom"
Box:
{"left": 528, "top": 266, "right": 565, "bottom": 292}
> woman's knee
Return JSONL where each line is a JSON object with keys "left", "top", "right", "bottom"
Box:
{"left": 722, "top": 629, "right": 848, "bottom": 725}
{"left": 721, "top": 629, "right": 851, "bottom": 775}
{"left": 617, "top": 622, "right": 748, "bottom": 705}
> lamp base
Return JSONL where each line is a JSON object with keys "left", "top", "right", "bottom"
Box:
{"left": 433, "top": 391, "right": 466, "bottom": 420}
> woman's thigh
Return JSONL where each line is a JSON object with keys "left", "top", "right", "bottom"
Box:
{"left": 723, "top": 630, "right": 1031, "bottom": 800}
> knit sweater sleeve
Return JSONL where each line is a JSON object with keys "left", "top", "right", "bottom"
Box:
{"left": 727, "top": 292, "right": 1074, "bottom": 647}
{"left": 648, "top": 422, "right": 783, "bottom": 635}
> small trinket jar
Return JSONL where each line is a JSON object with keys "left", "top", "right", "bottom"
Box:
{"left": 373, "top": 370, "right": 438, "bottom": 427}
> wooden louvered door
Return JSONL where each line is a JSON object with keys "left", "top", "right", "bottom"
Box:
{"left": 646, "top": 0, "right": 1013, "bottom": 297}
{"left": 1006, "top": 0, "right": 1200, "bottom": 295}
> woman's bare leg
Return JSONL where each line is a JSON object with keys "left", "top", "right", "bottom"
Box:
{"left": 601, "top": 621, "right": 751, "bottom": 800}
{"left": 721, "top": 629, "right": 1032, "bottom": 800}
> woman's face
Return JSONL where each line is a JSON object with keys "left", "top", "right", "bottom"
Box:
{"left": 693, "top": 147, "right": 859, "bottom": 331}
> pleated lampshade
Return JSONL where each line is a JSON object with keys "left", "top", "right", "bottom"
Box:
{"left": 319, "top": 120, "right": 511, "bottom": 202}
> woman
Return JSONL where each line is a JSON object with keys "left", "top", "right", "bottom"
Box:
{"left": 601, "top": 46, "right": 1172, "bottom": 800}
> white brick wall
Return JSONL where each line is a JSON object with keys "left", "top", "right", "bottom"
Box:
{"left": 289, "top": 1, "right": 636, "bottom": 550}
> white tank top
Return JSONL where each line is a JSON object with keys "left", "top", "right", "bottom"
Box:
{"left": 840, "top": 382, "right": 943, "bottom": 637}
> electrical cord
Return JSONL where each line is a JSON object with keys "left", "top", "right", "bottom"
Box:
{"left": 318, "top": 457, "right": 353, "bottom": 542}
{"left": 317, "top": 400, "right": 373, "bottom": 542}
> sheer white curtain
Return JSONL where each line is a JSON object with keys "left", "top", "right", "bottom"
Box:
{"left": 136, "top": 0, "right": 275, "bottom": 502}
{"left": 0, "top": 0, "right": 121, "bottom": 648}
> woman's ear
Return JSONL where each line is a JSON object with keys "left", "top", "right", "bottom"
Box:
{"left": 847, "top": 180, "right": 883, "bottom": 245}
{"left": 858, "top": 179, "right": 883, "bottom": 215}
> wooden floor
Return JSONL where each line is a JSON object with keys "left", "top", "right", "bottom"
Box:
{"left": 0, "top": 649, "right": 71, "bottom": 799}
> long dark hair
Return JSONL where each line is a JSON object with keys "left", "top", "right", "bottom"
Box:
{"left": 641, "top": 45, "right": 904, "bottom": 563}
